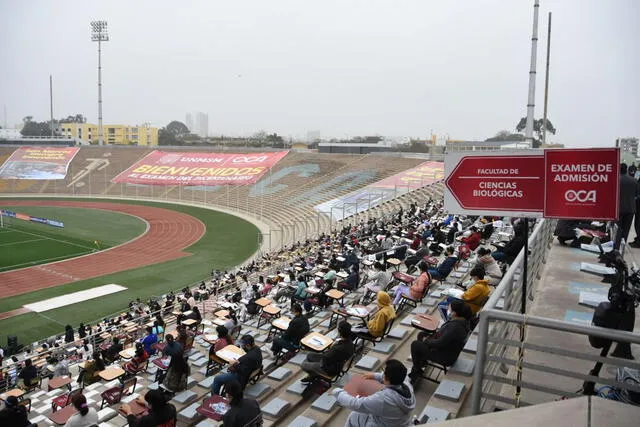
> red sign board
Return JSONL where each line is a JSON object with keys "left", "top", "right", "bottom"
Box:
{"left": 445, "top": 148, "right": 620, "bottom": 220}
{"left": 112, "top": 150, "right": 289, "bottom": 186}
{"left": 544, "top": 148, "right": 619, "bottom": 220}
{"left": 445, "top": 154, "right": 545, "bottom": 215}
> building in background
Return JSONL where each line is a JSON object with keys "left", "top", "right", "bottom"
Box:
{"left": 185, "top": 113, "right": 193, "bottom": 132}
{"left": 617, "top": 137, "right": 639, "bottom": 157}
{"left": 59, "top": 122, "right": 158, "bottom": 146}
{"left": 445, "top": 140, "right": 532, "bottom": 152}
{"left": 318, "top": 140, "right": 393, "bottom": 154}
{"left": 195, "top": 112, "right": 208, "bottom": 138}
{"left": 306, "top": 130, "right": 321, "bottom": 142}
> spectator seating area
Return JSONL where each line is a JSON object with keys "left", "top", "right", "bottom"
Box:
{"left": 0, "top": 183, "right": 527, "bottom": 426}
{"left": 0, "top": 147, "right": 428, "bottom": 244}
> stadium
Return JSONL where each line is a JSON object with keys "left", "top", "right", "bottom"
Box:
{"left": 1, "top": 0, "right": 639, "bottom": 425}
{"left": 0, "top": 143, "right": 638, "bottom": 427}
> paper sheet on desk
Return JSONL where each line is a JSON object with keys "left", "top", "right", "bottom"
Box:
{"left": 216, "top": 349, "right": 241, "bottom": 361}
{"left": 442, "top": 288, "right": 464, "bottom": 299}
{"left": 347, "top": 308, "right": 369, "bottom": 317}
{"left": 309, "top": 337, "right": 327, "bottom": 347}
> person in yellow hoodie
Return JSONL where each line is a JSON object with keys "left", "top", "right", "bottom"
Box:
{"left": 352, "top": 291, "right": 396, "bottom": 337}
{"left": 462, "top": 265, "right": 491, "bottom": 314}
{"left": 438, "top": 265, "right": 491, "bottom": 321}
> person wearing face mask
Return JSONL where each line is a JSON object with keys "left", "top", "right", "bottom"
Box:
{"left": 475, "top": 247, "right": 502, "bottom": 286}
{"left": 221, "top": 380, "right": 263, "bottom": 427}
{"left": 438, "top": 265, "right": 491, "bottom": 320}
{"left": 408, "top": 300, "right": 472, "bottom": 384}
{"left": 211, "top": 334, "right": 262, "bottom": 395}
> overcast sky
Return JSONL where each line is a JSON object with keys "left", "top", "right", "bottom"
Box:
{"left": 1, "top": 0, "right": 638, "bottom": 145}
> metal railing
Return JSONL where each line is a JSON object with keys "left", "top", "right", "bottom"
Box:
{"left": 471, "top": 309, "right": 640, "bottom": 412}
{"left": 471, "top": 218, "right": 640, "bottom": 413}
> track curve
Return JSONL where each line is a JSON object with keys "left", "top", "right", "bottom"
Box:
{"left": 0, "top": 201, "right": 206, "bottom": 297}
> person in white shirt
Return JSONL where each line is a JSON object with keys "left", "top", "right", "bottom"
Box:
{"left": 64, "top": 394, "right": 98, "bottom": 427}
{"left": 364, "top": 262, "right": 391, "bottom": 294}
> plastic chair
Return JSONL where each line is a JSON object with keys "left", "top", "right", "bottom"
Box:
{"left": 100, "top": 376, "right": 137, "bottom": 409}
{"left": 52, "top": 387, "right": 83, "bottom": 412}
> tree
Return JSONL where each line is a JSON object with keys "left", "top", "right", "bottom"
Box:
{"left": 166, "top": 121, "right": 190, "bottom": 139}
{"left": 515, "top": 117, "right": 556, "bottom": 147}
{"left": 158, "top": 128, "right": 177, "bottom": 145}
{"left": 60, "top": 114, "right": 86, "bottom": 123}
{"left": 21, "top": 116, "right": 55, "bottom": 137}
{"left": 485, "top": 130, "right": 525, "bottom": 142}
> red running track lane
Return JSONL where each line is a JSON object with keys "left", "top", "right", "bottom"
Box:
{"left": 0, "top": 201, "right": 206, "bottom": 298}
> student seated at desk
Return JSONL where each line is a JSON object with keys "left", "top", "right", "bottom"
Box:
{"left": 121, "top": 389, "right": 177, "bottom": 427}
{"left": 338, "top": 267, "right": 359, "bottom": 292}
{"left": 17, "top": 359, "right": 38, "bottom": 390}
{"left": 392, "top": 262, "right": 431, "bottom": 306}
{"left": 438, "top": 265, "right": 491, "bottom": 320}
{"left": 185, "top": 306, "right": 202, "bottom": 323}
{"left": 211, "top": 335, "right": 262, "bottom": 395}
{"left": 65, "top": 394, "right": 99, "bottom": 427}
{"left": 244, "top": 286, "right": 261, "bottom": 318}
{"left": 459, "top": 226, "right": 482, "bottom": 250}
{"left": 301, "top": 321, "right": 354, "bottom": 383}
{"left": 140, "top": 327, "right": 158, "bottom": 356}
{"left": 209, "top": 326, "right": 234, "bottom": 360}
{"left": 0, "top": 396, "right": 32, "bottom": 427}
{"left": 152, "top": 320, "right": 164, "bottom": 337}
{"left": 77, "top": 352, "right": 105, "bottom": 385}
{"left": 270, "top": 304, "right": 309, "bottom": 356}
{"left": 102, "top": 337, "right": 123, "bottom": 363}
{"left": 428, "top": 246, "right": 457, "bottom": 281}
{"left": 363, "top": 262, "right": 391, "bottom": 294}
{"left": 476, "top": 247, "right": 502, "bottom": 286}
{"left": 222, "top": 380, "right": 263, "bottom": 427}
{"left": 352, "top": 291, "right": 396, "bottom": 338}
{"left": 409, "top": 300, "right": 472, "bottom": 383}
{"left": 125, "top": 343, "right": 149, "bottom": 374}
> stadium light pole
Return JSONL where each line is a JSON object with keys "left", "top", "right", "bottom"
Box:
{"left": 91, "top": 20, "right": 109, "bottom": 146}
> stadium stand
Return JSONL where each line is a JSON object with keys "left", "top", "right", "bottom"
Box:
{"left": 5, "top": 147, "right": 634, "bottom": 426}
{"left": 1, "top": 178, "right": 527, "bottom": 426}
{"left": 0, "top": 147, "right": 428, "bottom": 247}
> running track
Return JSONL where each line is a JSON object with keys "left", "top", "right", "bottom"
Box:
{"left": 0, "top": 201, "right": 206, "bottom": 298}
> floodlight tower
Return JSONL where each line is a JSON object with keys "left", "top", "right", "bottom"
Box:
{"left": 91, "top": 20, "right": 109, "bottom": 145}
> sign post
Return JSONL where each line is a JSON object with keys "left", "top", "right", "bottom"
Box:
{"left": 445, "top": 151, "right": 544, "bottom": 217}
{"left": 543, "top": 148, "right": 619, "bottom": 220}
{"left": 445, "top": 148, "right": 620, "bottom": 403}
{"left": 445, "top": 148, "right": 620, "bottom": 220}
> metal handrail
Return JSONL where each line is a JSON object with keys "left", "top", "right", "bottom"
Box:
{"left": 471, "top": 308, "right": 640, "bottom": 413}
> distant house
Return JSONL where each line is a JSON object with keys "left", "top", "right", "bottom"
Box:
{"left": 445, "top": 140, "right": 532, "bottom": 152}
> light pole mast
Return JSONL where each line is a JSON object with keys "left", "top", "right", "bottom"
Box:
{"left": 524, "top": 1, "right": 540, "bottom": 146}
{"left": 91, "top": 20, "right": 109, "bottom": 145}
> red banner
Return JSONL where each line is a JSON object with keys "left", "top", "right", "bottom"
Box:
{"left": 112, "top": 150, "right": 289, "bottom": 186}
{"left": 544, "top": 148, "right": 619, "bottom": 220}
{"left": 370, "top": 161, "right": 444, "bottom": 190}
{"left": 0, "top": 146, "right": 80, "bottom": 180}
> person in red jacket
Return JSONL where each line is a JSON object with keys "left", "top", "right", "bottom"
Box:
{"left": 460, "top": 226, "right": 481, "bottom": 251}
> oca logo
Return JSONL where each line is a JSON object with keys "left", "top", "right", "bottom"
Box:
{"left": 565, "top": 190, "right": 596, "bottom": 203}
{"left": 232, "top": 156, "right": 268, "bottom": 163}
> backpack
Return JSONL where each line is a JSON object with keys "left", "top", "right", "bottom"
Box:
{"left": 589, "top": 301, "right": 622, "bottom": 349}
{"left": 615, "top": 367, "right": 640, "bottom": 405}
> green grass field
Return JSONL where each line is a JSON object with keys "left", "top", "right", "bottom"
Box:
{"left": 0, "top": 198, "right": 261, "bottom": 344}
{"left": 0, "top": 206, "right": 147, "bottom": 272}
